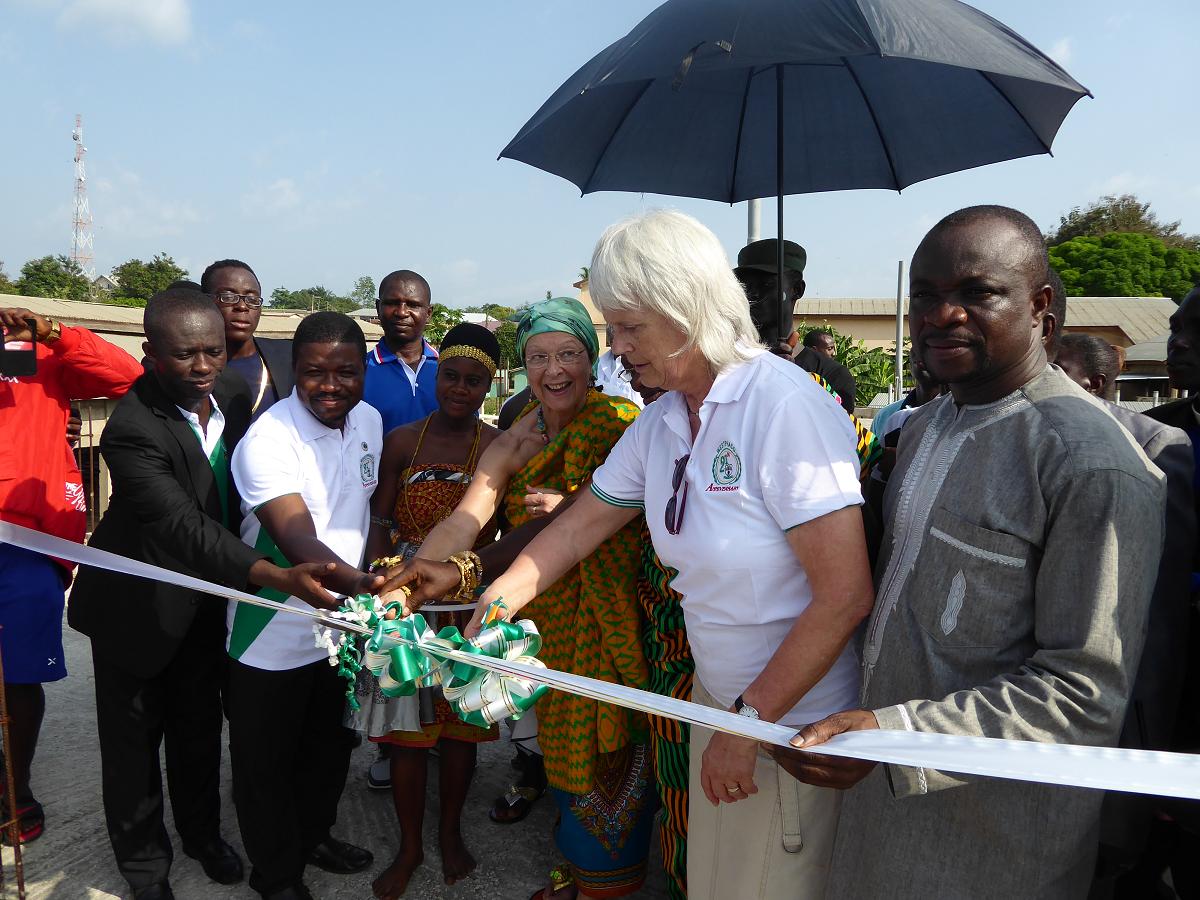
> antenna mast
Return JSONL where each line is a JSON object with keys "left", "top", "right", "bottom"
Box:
{"left": 71, "top": 114, "right": 95, "bottom": 279}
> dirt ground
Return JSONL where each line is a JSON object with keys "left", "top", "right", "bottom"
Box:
{"left": 0, "top": 617, "right": 667, "bottom": 899}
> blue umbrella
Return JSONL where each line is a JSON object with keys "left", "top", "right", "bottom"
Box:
{"left": 501, "top": 0, "right": 1091, "bottom": 337}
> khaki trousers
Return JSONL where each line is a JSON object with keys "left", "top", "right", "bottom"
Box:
{"left": 687, "top": 681, "right": 842, "bottom": 900}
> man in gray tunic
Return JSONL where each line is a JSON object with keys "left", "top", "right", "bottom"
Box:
{"left": 772, "top": 206, "right": 1166, "bottom": 899}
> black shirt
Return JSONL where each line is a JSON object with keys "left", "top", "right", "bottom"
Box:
{"left": 793, "top": 346, "right": 856, "bottom": 412}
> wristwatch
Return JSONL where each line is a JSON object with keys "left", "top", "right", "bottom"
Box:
{"left": 41, "top": 316, "right": 61, "bottom": 344}
{"left": 733, "top": 694, "right": 760, "bottom": 720}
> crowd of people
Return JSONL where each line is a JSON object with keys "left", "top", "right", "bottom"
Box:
{"left": 0, "top": 202, "right": 1197, "bottom": 900}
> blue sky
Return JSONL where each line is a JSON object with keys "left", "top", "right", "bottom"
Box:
{"left": 1, "top": 0, "right": 1197, "bottom": 307}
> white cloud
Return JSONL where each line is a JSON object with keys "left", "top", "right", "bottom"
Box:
{"left": 1092, "top": 172, "right": 1155, "bottom": 195}
{"left": 1047, "top": 37, "right": 1072, "bottom": 67}
{"left": 448, "top": 258, "right": 480, "bottom": 282}
{"left": 86, "top": 162, "right": 201, "bottom": 242}
{"left": 56, "top": 0, "right": 191, "bottom": 45}
{"left": 241, "top": 178, "right": 301, "bottom": 217}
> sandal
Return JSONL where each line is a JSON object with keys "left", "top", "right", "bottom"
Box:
{"left": 527, "top": 865, "right": 575, "bottom": 900}
{"left": 490, "top": 751, "right": 546, "bottom": 824}
{"left": 489, "top": 784, "right": 544, "bottom": 825}
{"left": 0, "top": 800, "right": 44, "bottom": 845}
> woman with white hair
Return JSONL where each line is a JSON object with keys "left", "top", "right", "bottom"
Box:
{"left": 462, "top": 209, "right": 876, "bottom": 899}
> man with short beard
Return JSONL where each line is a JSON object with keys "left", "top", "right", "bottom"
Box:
{"left": 364, "top": 269, "right": 439, "bottom": 435}
{"left": 775, "top": 206, "right": 1166, "bottom": 899}
{"left": 228, "top": 311, "right": 383, "bottom": 900}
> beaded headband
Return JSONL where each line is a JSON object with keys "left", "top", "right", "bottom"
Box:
{"left": 440, "top": 345, "right": 498, "bottom": 378}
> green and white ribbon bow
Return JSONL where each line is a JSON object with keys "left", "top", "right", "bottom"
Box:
{"left": 335, "top": 596, "right": 548, "bottom": 726}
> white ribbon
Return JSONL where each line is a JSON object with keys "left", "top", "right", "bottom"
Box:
{"left": 5, "top": 520, "right": 1200, "bottom": 800}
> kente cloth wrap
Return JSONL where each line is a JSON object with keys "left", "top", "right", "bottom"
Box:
{"left": 515, "top": 296, "right": 600, "bottom": 362}
{"left": 507, "top": 390, "right": 649, "bottom": 795}
{"left": 808, "top": 371, "right": 882, "bottom": 477}
{"left": 636, "top": 525, "right": 692, "bottom": 900}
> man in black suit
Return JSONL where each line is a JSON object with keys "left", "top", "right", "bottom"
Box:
{"left": 202, "top": 259, "right": 293, "bottom": 421}
{"left": 69, "top": 289, "right": 341, "bottom": 900}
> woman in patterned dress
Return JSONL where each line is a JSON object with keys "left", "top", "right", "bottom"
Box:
{"left": 356, "top": 323, "right": 503, "bottom": 899}
{"left": 388, "top": 297, "right": 655, "bottom": 900}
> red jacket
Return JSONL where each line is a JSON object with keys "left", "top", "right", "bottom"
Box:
{"left": 0, "top": 324, "right": 143, "bottom": 567}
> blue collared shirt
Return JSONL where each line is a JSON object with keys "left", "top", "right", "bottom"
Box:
{"left": 363, "top": 338, "right": 440, "bottom": 435}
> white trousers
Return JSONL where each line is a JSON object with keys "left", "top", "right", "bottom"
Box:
{"left": 687, "top": 681, "right": 842, "bottom": 900}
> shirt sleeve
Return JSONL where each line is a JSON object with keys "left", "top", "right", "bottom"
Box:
{"left": 589, "top": 409, "right": 648, "bottom": 509}
{"left": 758, "top": 382, "right": 864, "bottom": 530}
{"left": 52, "top": 325, "right": 144, "bottom": 401}
{"left": 231, "top": 420, "right": 304, "bottom": 510}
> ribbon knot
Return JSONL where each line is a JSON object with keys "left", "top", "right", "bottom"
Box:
{"left": 338, "top": 598, "right": 548, "bottom": 726}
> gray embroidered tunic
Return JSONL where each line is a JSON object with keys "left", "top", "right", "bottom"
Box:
{"left": 828, "top": 367, "right": 1166, "bottom": 900}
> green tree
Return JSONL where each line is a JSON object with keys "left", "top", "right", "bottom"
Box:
{"left": 0, "top": 262, "right": 17, "bottom": 295}
{"left": 349, "top": 275, "right": 376, "bottom": 310}
{"left": 15, "top": 255, "right": 90, "bottom": 302}
{"left": 796, "top": 321, "right": 897, "bottom": 407}
{"left": 462, "top": 303, "right": 517, "bottom": 323}
{"left": 269, "top": 286, "right": 354, "bottom": 313}
{"left": 426, "top": 303, "right": 464, "bottom": 343}
{"left": 109, "top": 253, "right": 188, "bottom": 307}
{"left": 1049, "top": 232, "right": 1200, "bottom": 301}
{"left": 1047, "top": 194, "right": 1200, "bottom": 250}
{"left": 494, "top": 321, "right": 520, "bottom": 369}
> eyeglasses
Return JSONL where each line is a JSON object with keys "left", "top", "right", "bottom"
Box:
{"left": 525, "top": 349, "right": 587, "bottom": 369}
{"left": 616, "top": 365, "right": 634, "bottom": 383}
{"left": 665, "top": 454, "right": 689, "bottom": 535}
{"left": 212, "top": 291, "right": 263, "bottom": 308}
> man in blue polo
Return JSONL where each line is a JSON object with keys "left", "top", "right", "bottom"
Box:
{"left": 363, "top": 269, "right": 438, "bottom": 435}
{"left": 360, "top": 268, "right": 440, "bottom": 791}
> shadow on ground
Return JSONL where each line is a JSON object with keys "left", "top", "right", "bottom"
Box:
{"left": 1, "top": 614, "right": 666, "bottom": 899}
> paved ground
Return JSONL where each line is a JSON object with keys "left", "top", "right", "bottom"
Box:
{"left": 1, "top": 618, "right": 667, "bottom": 899}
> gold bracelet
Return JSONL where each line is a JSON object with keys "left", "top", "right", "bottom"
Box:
{"left": 460, "top": 550, "right": 483, "bottom": 585}
{"left": 446, "top": 552, "right": 481, "bottom": 600}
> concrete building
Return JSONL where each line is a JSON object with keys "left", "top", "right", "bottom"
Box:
{"left": 792, "top": 296, "right": 1176, "bottom": 351}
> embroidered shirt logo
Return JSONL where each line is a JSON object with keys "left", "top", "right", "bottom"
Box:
{"left": 360, "top": 454, "right": 376, "bottom": 487}
{"left": 709, "top": 440, "right": 742, "bottom": 491}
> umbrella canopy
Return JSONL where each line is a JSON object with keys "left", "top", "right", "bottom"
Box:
{"left": 500, "top": 0, "right": 1091, "bottom": 203}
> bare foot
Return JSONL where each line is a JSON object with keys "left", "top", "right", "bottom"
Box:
{"left": 372, "top": 846, "right": 423, "bottom": 899}
{"left": 438, "top": 828, "right": 477, "bottom": 885}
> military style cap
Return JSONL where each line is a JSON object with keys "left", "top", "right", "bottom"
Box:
{"left": 734, "top": 238, "right": 807, "bottom": 275}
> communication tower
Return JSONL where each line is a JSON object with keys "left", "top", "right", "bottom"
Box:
{"left": 71, "top": 114, "right": 95, "bottom": 279}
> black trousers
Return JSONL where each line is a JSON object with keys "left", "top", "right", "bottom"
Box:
{"left": 91, "top": 606, "right": 225, "bottom": 892}
{"left": 227, "top": 657, "right": 352, "bottom": 895}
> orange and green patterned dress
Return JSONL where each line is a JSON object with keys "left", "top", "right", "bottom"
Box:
{"left": 508, "top": 390, "right": 656, "bottom": 897}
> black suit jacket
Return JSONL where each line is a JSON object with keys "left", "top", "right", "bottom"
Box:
{"left": 255, "top": 336, "right": 294, "bottom": 399}
{"left": 69, "top": 369, "right": 264, "bottom": 679}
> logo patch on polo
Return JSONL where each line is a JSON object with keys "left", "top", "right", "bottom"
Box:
{"left": 360, "top": 454, "right": 377, "bottom": 488}
{"left": 709, "top": 440, "right": 742, "bottom": 491}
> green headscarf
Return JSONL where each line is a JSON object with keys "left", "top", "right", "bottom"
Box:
{"left": 515, "top": 296, "right": 600, "bottom": 363}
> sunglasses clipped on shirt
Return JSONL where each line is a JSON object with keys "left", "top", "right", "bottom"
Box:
{"left": 665, "top": 454, "right": 689, "bottom": 535}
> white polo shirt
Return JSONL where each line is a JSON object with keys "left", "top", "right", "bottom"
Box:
{"left": 228, "top": 389, "right": 383, "bottom": 671}
{"left": 591, "top": 349, "right": 864, "bottom": 728}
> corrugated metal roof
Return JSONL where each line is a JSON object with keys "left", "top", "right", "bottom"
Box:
{"left": 794, "top": 296, "right": 1176, "bottom": 345}
{"left": 3, "top": 294, "right": 384, "bottom": 339}
{"left": 1123, "top": 336, "right": 1168, "bottom": 362}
